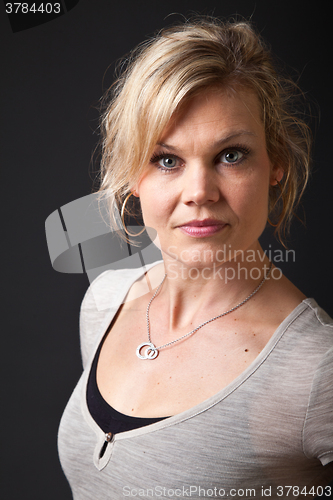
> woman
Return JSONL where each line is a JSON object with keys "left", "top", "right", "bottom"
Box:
{"left": 58, "top": 18, "right": 333, "bottom": 498}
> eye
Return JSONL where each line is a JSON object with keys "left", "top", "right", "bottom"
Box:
{"left": 159, "top": 156, "right": 177, "bottom": 168}
{"left": 220, "top": 150, "right": 244, "bottom": 164}
{"left": 150, "top": 151, "right": 182, "bottom": 172}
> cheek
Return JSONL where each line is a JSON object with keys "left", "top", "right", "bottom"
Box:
{"left": 139, "top": 184, "right": 174, "bottom": 227}
{"left": 225, "top": 168, "right": 270, "bottom": 221}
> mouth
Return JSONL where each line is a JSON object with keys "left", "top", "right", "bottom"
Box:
{"left": 177, "top": 219, "right": 227, "bottom": 237}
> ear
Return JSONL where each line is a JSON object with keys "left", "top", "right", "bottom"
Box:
{"left": 270, "top": 165, "right": 284, "bottom": 186}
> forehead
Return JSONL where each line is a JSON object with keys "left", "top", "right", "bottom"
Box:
{"left": 160, "top": 87, "right": 264, "bottom": 146}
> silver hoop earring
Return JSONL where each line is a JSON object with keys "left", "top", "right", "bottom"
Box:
{"left": 121, "top": 193, "right": 146, "bottom": 237}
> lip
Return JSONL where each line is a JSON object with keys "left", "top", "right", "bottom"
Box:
{"left": 178, "top": 219, "right": 227, "bottom": 237}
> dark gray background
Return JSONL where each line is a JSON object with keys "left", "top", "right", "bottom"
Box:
{"left": 1, "top": 1, "right": 332, "bottom": 498}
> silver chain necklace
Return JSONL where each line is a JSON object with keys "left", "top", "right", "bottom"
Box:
{"left": 136, "top": 262, "right": 273, "bottom": 360}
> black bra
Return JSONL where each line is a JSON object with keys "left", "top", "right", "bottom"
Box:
{"left": 87, "top": 341, "right": 169, "bottom": 434}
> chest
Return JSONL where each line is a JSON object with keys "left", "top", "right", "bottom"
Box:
{"left": 58, "top": 362, "right": 331, "bottom": 499}
{"left": 96, "top": 304, "right": 276, "bottom": 417}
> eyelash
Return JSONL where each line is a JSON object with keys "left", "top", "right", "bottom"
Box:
{"left": 150, "top": 145, "right": 251, "bottom": 173}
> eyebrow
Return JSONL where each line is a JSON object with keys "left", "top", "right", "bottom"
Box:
{"left": 157, "top": 131, "right": 257, "bottom": 152}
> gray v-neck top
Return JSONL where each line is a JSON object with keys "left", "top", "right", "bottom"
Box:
{"left": 58, "top": 264, "right": 333, "bottom": 499}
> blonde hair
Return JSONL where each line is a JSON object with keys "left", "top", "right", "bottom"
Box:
{"left": 98, "top": 17, "right": 311, "bottom": 243}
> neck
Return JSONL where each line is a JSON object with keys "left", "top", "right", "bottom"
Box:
{"left": 149, "top": 242, "right": 272, "bottom": 331}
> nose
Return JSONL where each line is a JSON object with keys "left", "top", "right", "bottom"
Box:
{"left": 181, "top": 162, "right": 220, "bottom": 206}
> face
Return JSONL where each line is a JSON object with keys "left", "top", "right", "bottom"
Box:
{"left": 134, "top": 88, "right": 282, "bottom": 268}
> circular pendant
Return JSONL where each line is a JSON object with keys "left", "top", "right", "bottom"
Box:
{"left": 136, "top": 342, "right": 159, "bottom": 360}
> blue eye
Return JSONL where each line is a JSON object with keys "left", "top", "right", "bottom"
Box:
{"left": 160, "top": 156, "right": 177, "bottom": 168}
{"left": 150, "top": 151, "right": 181, "bottom": 171}
{"left": 221, "top": 150, "right": 244, "bottom": 164}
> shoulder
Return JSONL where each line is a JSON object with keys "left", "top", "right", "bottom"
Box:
{"left": 302, "top": 298, "right": 333, "bottom": 329}
{"left": 264, "top": 298, "right": 333, "bottom": 388}
{"left": 264, "top": 271, "right": 332, "bottom": 347}
{"left": 79, "top": 268, "right": 135, "bottom": 368}
{"left": 81, "top": 267, "right": 139, "bottom": 313}
{"left": 294, "top": 298, "right": 333, "bottom": 345}
{"left": 79, "top": 262, "right": 163, "bottom": 367}
{"left": 81, "top": 260, "right": 164, "bottom": 313}
{"left": 278, "top": 298, "right": 333, "bottom": 367}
